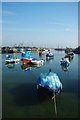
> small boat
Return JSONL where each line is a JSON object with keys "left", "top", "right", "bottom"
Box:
{"left": 60, "top": 58, "right": 70, "bottom": 67}
{"left": 67, "top": 52, "right": 74, "bottom": 56}
{"left": 37, "top": 69, "right": 62, "bottom": 97}
{"left": 64, "top": 52, "right": 74, "bottom": 61}
{"left": 5, "top": 55, "right": 20, "bottom": 63}
{"left": 46, "top": 52, "right": 54, "bottom": 60}
{"left": 30, "top": 58, "right": 44, "bottom": 65}
{"left": 64, "top": 55, "right": 73, "bottom": 62}
{"left": 21, "top": 51, "right": 33, "bottom": 64}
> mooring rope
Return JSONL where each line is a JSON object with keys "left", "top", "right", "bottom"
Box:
{"left": 52, "top": 89, "right": 57, "bottom": 117}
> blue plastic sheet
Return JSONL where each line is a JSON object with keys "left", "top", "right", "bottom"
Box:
{"left": 38, "top": 72, "right": 62, "bottom": 90}
{"left": 22, "top": 51, "right": 33, "bottom": 59}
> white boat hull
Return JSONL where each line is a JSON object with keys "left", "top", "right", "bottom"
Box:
{"left": 31, "top": 60, "right": 44, "bottom": 65}
{"left": 5, "top": 58, "right": 20, "bottom": 63}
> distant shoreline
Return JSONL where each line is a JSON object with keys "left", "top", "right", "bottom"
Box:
{"left": 0, "top": 46, "right": 80, "bottom": 54}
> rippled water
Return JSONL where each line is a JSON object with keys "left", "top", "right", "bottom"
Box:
{"left": 2, "top": 50, "right": 79, "bottom": 118}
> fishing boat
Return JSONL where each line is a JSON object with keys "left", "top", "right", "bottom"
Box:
{"left": 5, "top": 55, "right": 20, "bottom": 63}
{"left": 46, "top": 52, "right": 54, "bottom": 60}
{"left": 30, "top": 58, "right": 44, "bottom": 65}
{"left": 60, "top": 57, "right": 70, "bottom": 67}
{"left": 21, "top": 51, "right": 33, "bottom": 64}
{"left": 37, "top": 69, "right": 62, "bottom": 97}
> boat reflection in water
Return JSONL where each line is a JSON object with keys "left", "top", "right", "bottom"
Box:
{"left": 61, "top": 64, "right": 69, "bottom": 72}
{"left": 5, "top": 63, "right": 15, "bottom": 69}
{"left": 5, "top": 61, "right": 20, "bottom": 69}
{"left": 21, "top": 62, "right": 44, "bottom": 71}
{"left": 21, "top": 63, "right": 32, "bottom": 71}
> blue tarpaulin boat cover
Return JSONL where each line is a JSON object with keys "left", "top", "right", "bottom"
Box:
{"left": 22, "top": 51, "right": 33, "bottom": 59}
{"left": 38, "top": 72, "right": 62, "bottom": 90}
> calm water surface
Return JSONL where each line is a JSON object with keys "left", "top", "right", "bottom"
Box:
{"left": 2, "top": 50, "right": 80, "bottom": 118}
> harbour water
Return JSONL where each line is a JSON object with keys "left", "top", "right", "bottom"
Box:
{"left": 2, "top": 50, "right": 79, "bottom": 118}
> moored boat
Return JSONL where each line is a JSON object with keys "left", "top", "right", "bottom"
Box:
{"left": 46, "top": 52, "right": 54, "bottom": 60}
{"left": 67, "top": 52, "right": 74, "bottom": 56}
{"left": 64, "top": 52, "right": 74, "bottom": 61}
{"left": 37, "top": 69, "right": 62, "bottom": 97}
{"left": 21, "top": 51, "right": 33, "bottom": 64}
{"left": 5, "top": 55, "right": 20, "bottom": 63}
{"left": 64, "top": 55, "right": 73, "bottom": 62}
{"left": 60, "top": 57, "right": 70, "bottom": 67}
